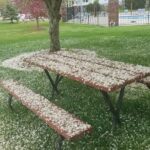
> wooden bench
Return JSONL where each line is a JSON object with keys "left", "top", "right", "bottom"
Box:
{"left": 0, "top": 80, "right": 92, "bottom": 150}
{"left": 138, "top": 76, "right": 150, "bottom": 89}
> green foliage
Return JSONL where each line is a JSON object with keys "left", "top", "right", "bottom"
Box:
{"left": 93, "top": 0, "right": 101, "bottom": 10}
{"left": 2, "top": 3, "right": 18, "bottom": 23}
{"left": 0, "top": 0, "right": 6, "bottom": 9}
{"left": 145, "top": 0, "right": 150, "bottom": 10}
{"left": 125, "top": 0, "right": 146, "bottom": 10}
{"left": 86, "top": 0, "right": 101, "bottom": 16}
{"left": 86, "top": 3, "right": 93, "bottom": 13}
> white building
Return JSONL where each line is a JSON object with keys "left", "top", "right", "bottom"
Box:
{"left": 73, "top": 0, "right": 122, "bottom": 6}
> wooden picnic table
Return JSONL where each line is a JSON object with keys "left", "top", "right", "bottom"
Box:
{"left": 25, "top": 50, "right": 150, "bottom": 128}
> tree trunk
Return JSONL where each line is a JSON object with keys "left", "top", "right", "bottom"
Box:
{"left": 108, "top": 0, "right": 119, "bottom": 26}
{"left": 49, "top": 15, "right": 60, "bottom": 52}
{"left": 36, "top": 17, "right": 40, "bottom": 30}
{"left": 43, "top": 0, "right": 62, "bottom": 52}
{"left": 10, "top": 18, "right": 13, "bottom": 23}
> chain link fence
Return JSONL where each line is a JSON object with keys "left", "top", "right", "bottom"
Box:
{"left": 62, "top": 0, "right": 150, "bottom": 26}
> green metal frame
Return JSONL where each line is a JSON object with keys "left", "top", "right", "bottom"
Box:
{"left": 44, "top": 69, "right": 63, "bottom": 98}
{"left": 8, "top": 94, "right": 13, "bottom": 110}
{"left": 100, "top": 86, "right": 125, "bottom": 128}
{"left": 55, "top": 135, "right": 64, "bottom": 150}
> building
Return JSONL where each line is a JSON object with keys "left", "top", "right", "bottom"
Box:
{"left": 73, "top": 0, "right": 122, "bottom": 6}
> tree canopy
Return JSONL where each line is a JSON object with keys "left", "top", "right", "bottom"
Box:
{"left": 12, "top": 0, "right": 62, "bottom": 52}
{"left": 0, "top": 0, "right": 6, "bottom": 9}
{"left": 86, "top": 0, "right": 102, "bottom": 16}
{"left": 125, "top": 0, "right": 146, "bottom": 10}
{"left": 13, "top": 0, "right": 47, "bottom": 29}
{"left": 2, "top": 2, "right": 18, "bottom": 23}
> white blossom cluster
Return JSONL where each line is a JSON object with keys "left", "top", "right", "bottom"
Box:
{"left": 0, "top": 80, "right": 92, "bottom": 140}
{"left": 1, "top": 50, "right": 47, "bottom": 71}
{"left": 25, "top": 50, "right": 150, "bottom": 92}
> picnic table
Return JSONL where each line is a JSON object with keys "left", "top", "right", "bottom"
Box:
{"left": 25, "top": 50, "right": 150, "bottom": 128}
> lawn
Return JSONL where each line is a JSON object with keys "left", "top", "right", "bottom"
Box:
{"left": 0, "top": 21, "right": 150, "bottom": 150}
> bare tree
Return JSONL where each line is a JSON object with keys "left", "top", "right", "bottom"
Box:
{"left": 43, "top": 0, "right": 62, "bottom": 52}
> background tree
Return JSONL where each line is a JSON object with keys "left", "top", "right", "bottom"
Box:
{"left": 86, "top": 3, "right": 93, "bottom": 14}
{"left": 145, "top": 0, "right": 150, "bottom": 10}
{"left": 108, "top": 0, "right": 119, "bottom": 26}
{"left": 2, "top": 2, "right": 18, "bottom": 23}
{"left": 125, "top": 0, "right": 146, "bottom": 10}
{"left": 0, "top": 0, "right": 7, "bottom": 10}
{"left": 93, "top": 0, "right": 101, "bottom": 17}
{"left": 0, "top": 0, "right": 6, "bottom": 17}
{"left": 86, "top": 1, "right": 101, "bottom": 16}
{"left": 14, "top": 0, "right": 47, "bottom": 29}
{"left": 60, "top": 0, "right": 67, "bottom": 22}
{"left": 13, "top": 0, "right": 62, "bottom": 52}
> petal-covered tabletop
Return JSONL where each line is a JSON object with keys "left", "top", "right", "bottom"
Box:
{"left": 24, "top": 50, "right": 150, "bottom": 92}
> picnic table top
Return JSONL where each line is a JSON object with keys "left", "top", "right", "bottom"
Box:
{"left": 25, "top": 50, "right": 150, "bottom": 93}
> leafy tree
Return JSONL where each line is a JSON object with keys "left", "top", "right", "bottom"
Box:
{"left": 86, "top": 1, "right": 101, "bottom": 16}
{"left": 145, "top": 0, "right": 150, "bottom": 10}
{"left": 60, "top": 0, "right": 67, "bottom": 22}
{"left": 0, "top": 0, "right": 6, "bottom": 10}
{"left": 14, "top": 0, "right": 47, "bottom": 29}
{"left": 125, "top": 0, "right": 146, "bottom": 10}
{"left": 86, "top": 3, "right": 93, "bottom": 14}
{"left": 93, "top": 0, "right": 101, "bottom": 16}
{"left": 2, "top": 3, "right": 18, "bottom": 23}
{"left": 14, "top": 0, "right": 62, "bottom": 52}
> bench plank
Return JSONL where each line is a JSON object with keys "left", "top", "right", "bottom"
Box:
{"left": 139, "top": 76, "right": 150, "bottom": 88}
{"left": 0, "top": 80, "right": 92, "bottom": 140}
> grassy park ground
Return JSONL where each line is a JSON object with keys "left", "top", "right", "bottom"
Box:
{"left": 0, "top": 22, "right": 150, "bottom": 149}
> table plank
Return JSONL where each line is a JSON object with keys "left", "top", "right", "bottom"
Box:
{"left": 24, "top": 51, "right": 150, "bottom": 92}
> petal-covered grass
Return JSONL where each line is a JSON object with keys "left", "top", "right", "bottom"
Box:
{"left": 0, "top": 21, "right": 150, "bottom": 150}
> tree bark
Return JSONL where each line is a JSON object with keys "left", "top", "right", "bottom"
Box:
{"left": 108, "top": 0, "right": 119, "bottom": 26}
{"left": 43, "top": 0, "right": 62, "bottom": 52}
{"left": 49, "top": 14, "right": 61, "bottom": 52}
{"left": 36, "top": 17, "right": 40, "bottom": 30}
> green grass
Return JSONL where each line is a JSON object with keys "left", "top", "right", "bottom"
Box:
{"left": 0, "top": 21, "right": 150, "bottom": 150}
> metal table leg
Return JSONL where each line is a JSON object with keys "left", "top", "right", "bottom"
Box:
{"left": 44, "top": 69, "right": 63, "bottom": 97}
{"left": 100, "top": 86, "right": 125, "bottom": 128}
{"left": 8, "top": 94, "right": 13, "bottom": 111}
{"left": 55, "top": 135, "right": 64, "bottom": 150}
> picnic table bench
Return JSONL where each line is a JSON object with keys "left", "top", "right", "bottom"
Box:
{"left": 0, "top": 80, "right": 92, "bottom": 150}
{"left": 138, "top": 76, "right": 150, "bottom": 89}
{"left": 25, "top": 50, "right": 150, "bottom": 128}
